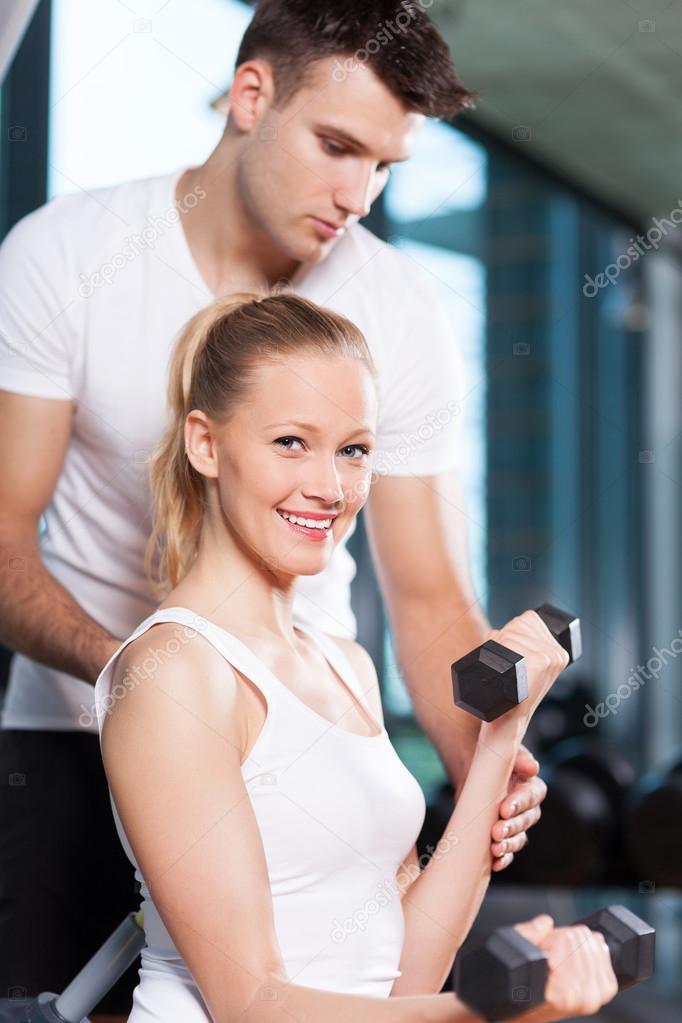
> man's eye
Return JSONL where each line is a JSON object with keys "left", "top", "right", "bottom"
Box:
{"left": 322, "top": 138, "right": 347, "bottom": 156}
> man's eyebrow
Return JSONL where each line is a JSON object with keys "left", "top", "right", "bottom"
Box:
{"left": 265, "top": 419, "right": 376, "bottom": 438}
{"left": 315, "top": 123, "right": 409, "bottom": 163}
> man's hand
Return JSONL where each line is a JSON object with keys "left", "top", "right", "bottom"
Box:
{"left": 491, "top": 744, "right": 546, "bottom": 871}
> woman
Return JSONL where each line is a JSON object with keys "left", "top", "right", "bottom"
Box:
{"left": 94, "top": 291, "right": 618, "bottom": 1022}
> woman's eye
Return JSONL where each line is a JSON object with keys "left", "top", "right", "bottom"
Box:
{"left": 341, "top": 444, "right": 370, "bottom": 458}
{"left": 274, "top": 436, "right": 303, "bottom": 452}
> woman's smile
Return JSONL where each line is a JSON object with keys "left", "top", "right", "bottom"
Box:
{"left": 276, "top": 508, "right": 334, "bottom": 541}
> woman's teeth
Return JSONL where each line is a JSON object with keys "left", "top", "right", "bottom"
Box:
{"left": 278, "top": 510, "right": 332, "bottom": 530}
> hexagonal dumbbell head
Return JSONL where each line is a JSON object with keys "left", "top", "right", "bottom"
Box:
{"left": 535, "top": 603, "right": 582, "bottom": 663}
{"left": 453, "top": 925, "right": 549, "bottom": 1021}
{"left": 451, "top": 640, "right": 528, "bottom": 723}
{"left": 576, "top": 905, "right": 655, "bottom": 990}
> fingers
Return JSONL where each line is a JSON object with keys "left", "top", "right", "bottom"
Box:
{"left": 544, "top": 925, "right": 620, "bottom": 1016}
{"left": 492, "top": 830, "right": 528, "bottom": 858}
{"left": 492, "top": 802, "right": 542, "bottom": 842}
{"left": 513, "top": 743, "right": 541, "bottom": 779}
{"left": 513, "top": 913, "right": 554, "bottom": 944}
{"left": 499, "top": 775, "right": 547, "bottom": 821}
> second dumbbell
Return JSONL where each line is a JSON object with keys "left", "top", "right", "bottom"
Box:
{"left": 453, "top": 904, "right": 655, "bottom": 1021}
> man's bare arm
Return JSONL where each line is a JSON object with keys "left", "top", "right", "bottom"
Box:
{"left": 0, "top": 391, "right": 120, "bottom": 685}
{"left": 365, "top": 468, "right": 549, "bottom": 869}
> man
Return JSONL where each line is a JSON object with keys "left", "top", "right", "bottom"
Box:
{"left": 0, "top": 1, "right": 546, "bottom": 1016}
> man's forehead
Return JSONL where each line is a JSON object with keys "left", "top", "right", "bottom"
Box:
{"left": 296, "top": 57, "right": 424, "bottom": 155}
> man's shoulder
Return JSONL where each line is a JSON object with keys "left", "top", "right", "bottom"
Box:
{"left": 2, "top": 168, "right": 179, "bottom": 257}
{"left": 326, "top": 222, "right": 437, "bottom": 302}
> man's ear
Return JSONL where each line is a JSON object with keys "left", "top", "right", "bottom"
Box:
{"left": 227, "top": 59, "right": 276, "bottom": 133}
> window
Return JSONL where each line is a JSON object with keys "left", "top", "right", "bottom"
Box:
{"left": 48, "top": 0, "right": 252, "bottom": 197}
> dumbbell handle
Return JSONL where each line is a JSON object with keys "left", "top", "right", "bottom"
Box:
{"left": 453, "top": 904, "right": 654, "bottom": 1021}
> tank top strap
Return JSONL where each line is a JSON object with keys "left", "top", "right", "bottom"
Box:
{"left": 144, "top": 607, "right": 283, "bottom": 704}
{"left": 295, "top": 622, "right": 372, "bottom": 714}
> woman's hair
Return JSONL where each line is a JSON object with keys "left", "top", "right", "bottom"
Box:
{"left": 144, "top": 290, "right": 377, "bottom": 597}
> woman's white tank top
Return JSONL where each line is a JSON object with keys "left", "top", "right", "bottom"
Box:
{"left": 93, "top": 606, "right": 426, "bottom": 997}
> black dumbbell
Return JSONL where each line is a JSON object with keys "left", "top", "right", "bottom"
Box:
{"left": 500, "top": 738, "right": 636, "bottom": 885}
{"left": 624, "top": 750, "right": 682, "bottom": 886}
{"left": 453, "top": 904, "right": 655, "bottom": 1021}
{"left": 451, "top": 603, "right": 581, "bottom": 723}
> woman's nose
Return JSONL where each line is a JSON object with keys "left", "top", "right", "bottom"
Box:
{"left": 301, "top": 461, "right": 345, "bottom": 506}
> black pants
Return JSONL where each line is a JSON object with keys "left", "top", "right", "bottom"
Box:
{"left": 0, "top": 729, "right": 140, "bottom": 1014}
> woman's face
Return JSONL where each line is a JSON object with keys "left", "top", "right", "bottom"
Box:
{"left": 199, "top": 352, "right": 378, "bottom": 577}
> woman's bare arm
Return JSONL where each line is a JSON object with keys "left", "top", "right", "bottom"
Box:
{"left": 101, "top": 622, "right": 489, "bottom": 1023}
{"left": 383, "top": 613, "right": 570, "bottom": 995}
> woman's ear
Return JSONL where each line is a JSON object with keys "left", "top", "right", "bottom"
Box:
{"left": 184, "top": 411, "right": 219, "bottom": 479}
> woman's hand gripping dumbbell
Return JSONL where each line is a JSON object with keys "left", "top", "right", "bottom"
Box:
{"left": 452, "top": 604, "right": 581, "bottom": 723}
{"left": 453, "top": 904, "right": 654, "bottom": 1021}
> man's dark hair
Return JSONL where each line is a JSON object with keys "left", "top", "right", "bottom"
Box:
{"left": 235, "top": 0, "right": 476, "bottom": 119}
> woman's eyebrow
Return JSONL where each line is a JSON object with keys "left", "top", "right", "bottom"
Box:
{"left": 265, "top": 419, "right": 376, "bottom": 438}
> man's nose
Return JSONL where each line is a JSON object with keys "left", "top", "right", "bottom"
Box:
{"left": 334, "top": 166, "right": 374, "bottom": 218}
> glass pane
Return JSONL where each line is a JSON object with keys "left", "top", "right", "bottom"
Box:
{"left": 48, "top": 0, "right": 252, "bottom": 198}
{"left": 380, "top": 124, "right": 487, "bottom": 759}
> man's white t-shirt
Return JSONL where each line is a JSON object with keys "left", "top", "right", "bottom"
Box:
{"left": 0, "top": 167, "right": 463, "bottom": 733}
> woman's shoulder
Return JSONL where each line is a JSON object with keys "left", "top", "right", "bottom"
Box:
{"left": 109, "top": 619, "right": 247, "bottom": 744}
{"left": 114, "top": 618, "right": 228, "bottom": 677}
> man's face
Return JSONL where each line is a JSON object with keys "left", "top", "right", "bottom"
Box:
{"left": 234, "top": 56, "right": 424, "bottom": 265}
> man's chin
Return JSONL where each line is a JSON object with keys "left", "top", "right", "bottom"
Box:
{"left": 290, "top": 228, "right": 343, "bottom": 265}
